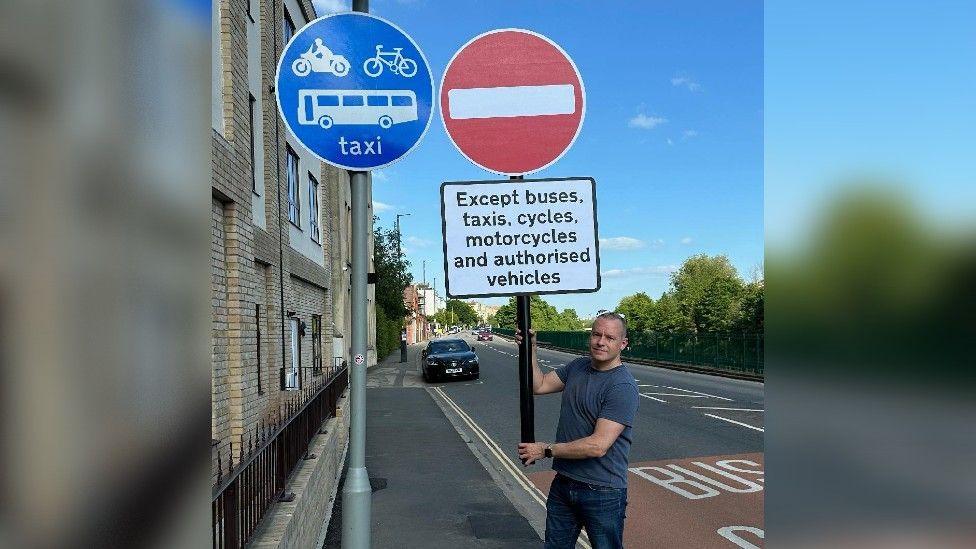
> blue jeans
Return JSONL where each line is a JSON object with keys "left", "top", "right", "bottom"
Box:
{"left": 544, "top": 474, "right": 627, "bottom": 549}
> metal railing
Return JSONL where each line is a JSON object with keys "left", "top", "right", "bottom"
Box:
{"left": 212, "top": 365, "right": 348, "bottom": 548}
{"left": 494, "top": 328, "right": 764, "bottom": 375}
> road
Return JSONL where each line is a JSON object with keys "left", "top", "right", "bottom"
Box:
{"left": 372, "top": 333, "right": 764, "bottom": 548}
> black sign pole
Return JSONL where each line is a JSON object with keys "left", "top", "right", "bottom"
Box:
{"left": 512, "top": 175, "right": 536, "bottom": 462}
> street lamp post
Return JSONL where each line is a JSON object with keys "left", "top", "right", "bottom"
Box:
{"left": 395, "top": 213, "right": 411, "bottom": 258}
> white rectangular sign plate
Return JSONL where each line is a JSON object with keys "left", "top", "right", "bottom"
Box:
{"left": 447, "top": 84, "right": 577, "bottom": 119}
{"left": 441, "top": 177, "right": 601, "bottom": 298}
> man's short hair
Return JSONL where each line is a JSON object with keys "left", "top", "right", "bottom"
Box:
{"left": 593, "top": 311, "right": 627, "bottom": 338}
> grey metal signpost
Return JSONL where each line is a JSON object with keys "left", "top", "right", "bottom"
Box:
{"left": 343, "top": 168, "right": 371, "bottom": 549}
{"left": 274, "top": 2, "right": 434, "bottom": 546}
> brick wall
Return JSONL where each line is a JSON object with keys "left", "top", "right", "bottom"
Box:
{"left": 212, "top": 0, "right": 355, "bottom": 473}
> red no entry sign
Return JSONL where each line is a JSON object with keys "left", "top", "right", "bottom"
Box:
{"left": 440, "top": 29, "right": 585, "bottom": 176}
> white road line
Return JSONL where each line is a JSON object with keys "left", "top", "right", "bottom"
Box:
{"left": 639, "top": 394, "right": 668, "bottom": 403}
{"left": 637, "top": 384, "right": 659, "bottom": 387}
{"left": 703, "top": 413, "right": 764, "bottom": 432}
{"left": 431, "top": 387, "right": 592, "bottom": 548}
{"left": 641, "top": 393, "right": 712, "bottom": 398}
{"left": 661, "top": 386, "right": 734, "bottom": 401}
{"left": 432, "top": 388, "right": 545, "bottom": 503}
{"left": 692, "top": 407, "right": 764, "bottom": 412}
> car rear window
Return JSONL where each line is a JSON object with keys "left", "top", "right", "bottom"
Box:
{"left": 429, "top": 341, "right": 469, "bottom": 354}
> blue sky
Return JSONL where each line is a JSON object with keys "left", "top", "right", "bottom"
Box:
{"left": 765, "top": 0, "right": 976, "bottom": 247}
{"left": 313, "top": 0, "right": 763, "bottom": 317}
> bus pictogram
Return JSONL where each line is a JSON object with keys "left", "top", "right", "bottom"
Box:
{"left": 297, "top": 89, "right": 418, "bottom": 129}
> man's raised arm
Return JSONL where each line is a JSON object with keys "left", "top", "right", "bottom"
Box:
{"left": 515, "top": 328, "right": 564, "bottom": 395}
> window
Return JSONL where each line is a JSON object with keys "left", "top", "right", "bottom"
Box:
{"left": 312, "top": 315, "right": 322, "bottom": 376}
{"left": 286, "top": 317, "right": 300, "bottom": 390}
{"left": 308, "top": 173, "right": 320, "bottom": 243}
{"left": 249, "top": 93, "right": 258, "bottom": 194}
{"left": 392, "top": 95, "right": 413, "bottom": 107}
{"left": 366, "top": 95, "right": 389, "bottom": 107}
{"left": 317, "top": 95, "right": 339, "bottom": 107}
{"left": 342, "top": 95, "right": 364, "bottom": 106}
{"left": 255, "top": 304, "right": 263, "bottom": 394}
{"left": 287, "top": 146, "right": 300, "bottom": 226}
{"left": 283, "top": 9, "right": 295, "bottom": 46}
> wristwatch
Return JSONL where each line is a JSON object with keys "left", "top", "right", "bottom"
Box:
{"left": 544, "top": 444, "right": 553, "bottom": 459}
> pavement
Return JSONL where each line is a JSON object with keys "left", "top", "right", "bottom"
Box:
{"left": 323, "top": 341, "right": 541, "bottom": 548}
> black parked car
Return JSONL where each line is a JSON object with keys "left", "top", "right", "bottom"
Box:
{"left": 422, "top": 338, "right": 479, "bottom": 382}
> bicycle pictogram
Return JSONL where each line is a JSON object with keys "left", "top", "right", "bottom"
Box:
{"left": 363, "top": 45, "right": 418, "bottom": 78}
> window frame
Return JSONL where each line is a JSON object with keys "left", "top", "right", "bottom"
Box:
{"left": 308, "top": 172, "right": 320, "bottom": 243}
{"left": 249, "top": 93, "right": 259, "bottom": 195}
{"left": 312, "top": 315, "right": 322, "bottom": 376}
{"left": 283, "top": 8, "right": 296, "bottom": 46}
{"left": 286, "top": 145, "right": 300, "bottom": 227}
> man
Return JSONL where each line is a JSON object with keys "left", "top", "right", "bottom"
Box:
{"left": 516, "top": 312, "right": 639, "bottom": 549}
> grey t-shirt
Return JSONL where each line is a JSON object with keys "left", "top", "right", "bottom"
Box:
{"left": 552, "top": 357, "right": 639, "bottom": 488}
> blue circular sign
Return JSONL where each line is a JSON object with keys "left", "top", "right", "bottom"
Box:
{"left": 275, "top": 13, "right": 434, "bottom": 171}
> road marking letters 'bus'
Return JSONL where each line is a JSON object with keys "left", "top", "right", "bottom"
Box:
{"left": 717, "top": 526, "right": 764, "bottom": 549}
{"left": 629, "top": 459, "right": 764, "bottom": 500}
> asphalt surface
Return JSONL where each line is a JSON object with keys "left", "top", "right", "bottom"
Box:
{"left": 433, "top": 332, "right": 765, "bottom": 548}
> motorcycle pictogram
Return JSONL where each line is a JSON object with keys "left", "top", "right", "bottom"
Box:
{"left": 292, "top": 38, "right": 350, "bottom": 77}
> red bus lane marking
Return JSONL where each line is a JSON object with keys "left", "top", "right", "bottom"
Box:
{"left": 527, "top": 452, "right": 764, "bottom": 548}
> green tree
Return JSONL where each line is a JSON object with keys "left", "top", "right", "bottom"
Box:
{"left": 493, "top": 299, "right": 516, "bottom": 329}
{"left": 651, "top": 291, "right": 688, "bottom": 332}
{"left": 670, "top": 254, "right": 745, "bottom": 333}
{"left": 737, "top": 280, "right": 764, "bottom": 333}
{"left": 615, "top": 292, "right": 656, "bottom": 333}
{"left": 491, "top": 296, "right": 586, "bottom": 331}
{"left": 557, "top": 308, "right": 588, "bottom": 331}
{"left": 372, "top": 220, "right": 412, "bottom": 359}
{"left": 444, "top": 299, "right": 479, "bottom": 326}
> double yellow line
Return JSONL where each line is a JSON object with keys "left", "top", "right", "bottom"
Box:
{"left": 430, "top": 386, "right": 592, "bottom": 549}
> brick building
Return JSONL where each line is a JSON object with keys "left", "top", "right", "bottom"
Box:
{"left": 211, "top": 0, "right": 375, "bottom": 545}
{"left": 403, "top": 284, "right": 431, "bottom": 344}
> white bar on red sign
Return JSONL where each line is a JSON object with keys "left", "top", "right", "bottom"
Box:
{"left": 447, "top": 84, "right": 575, "bottom": 120}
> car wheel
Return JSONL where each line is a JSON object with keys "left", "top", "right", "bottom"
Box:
{"left": 471, "top": 373, "right": 480, "bottom": 380}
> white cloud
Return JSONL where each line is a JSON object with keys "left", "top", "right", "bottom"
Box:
{"left": 680, "top": 236, "right": 694, "bottom": 245}
{"left": 627, "top": 113, "right": 667, "bottom": 129}
{"left": 682, "top": 129, "right": 699, "bottom": 139}
{"left": 650, "top": 238, "right": 665, "bottom": 249}
{"left": 671, "top": 75, "right": 702, "bottom": 92}
{"left": 666, "top": 138, "right": 674, "bottom": 146}
{"left": 405, "top": 236, "right": 433, "bottom": 247}
{"left": 600, "top": 237, "right": 645, "bottom": 250}
{"left": 372, "top": 200, "right": 394, "bottom": 213}
{"left": 601, "top": 265, "right": 678, "bottom": 279}
{"left": 312, "top": 0, "right": 347, "bottom": 14}
{"left": 372, "top": 170, "right": 389, "bottom": 182}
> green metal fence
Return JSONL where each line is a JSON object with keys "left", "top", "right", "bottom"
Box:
{"left": 493, "top": 328, "right": 764, "bottom": 375}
